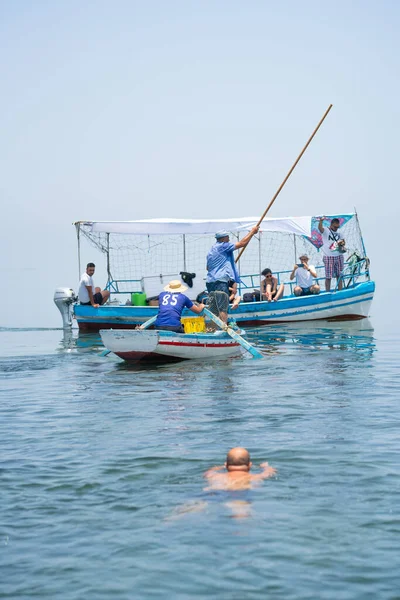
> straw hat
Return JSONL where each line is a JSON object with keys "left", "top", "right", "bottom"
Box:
{"left": 163, "top": 280, "right": 188, "bottom": 293}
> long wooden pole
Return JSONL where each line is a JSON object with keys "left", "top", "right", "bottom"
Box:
{"left": 236, "top": 103, "right": 333, "bottom": 263}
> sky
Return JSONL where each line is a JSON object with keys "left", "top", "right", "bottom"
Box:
{"left": 0, "top": 0, "right": 398, "bottom": 329}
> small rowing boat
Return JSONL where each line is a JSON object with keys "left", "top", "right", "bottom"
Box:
{"left": 99, "top": 328, "right": 245, "bottom": 363}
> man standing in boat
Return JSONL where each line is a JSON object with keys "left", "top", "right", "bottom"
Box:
{"left": 206, "top": 226, "right": 259, "bottom": 322}
{"left": 78, "top": 263, "right": 110, "bottom": 308}
{"left": 318, "top": 217, "right": 346, "bottom": 291}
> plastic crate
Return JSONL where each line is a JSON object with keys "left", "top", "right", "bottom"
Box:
{"left": 181, "top": 316, "right": 206, "bottom": 334}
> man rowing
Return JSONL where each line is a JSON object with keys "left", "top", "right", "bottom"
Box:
{"left": 152, "top": 280, "right": 205, "bottom": 333}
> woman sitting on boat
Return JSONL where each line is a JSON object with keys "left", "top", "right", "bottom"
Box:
{"left": 152, "top": 280, "right": 206, "bottom": 333}
{"left": 260, "top": 268, "right": 284, "bottom": 302}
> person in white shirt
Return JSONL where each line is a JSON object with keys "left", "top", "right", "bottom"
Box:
{"left": 78, "top": 263, "right": 110, "bottom": 308}
{"left": 290, "top": 254, "right": 320, "bottom": 296}
{"left": 318, "top": 217, "right": 346, "bottom": 291}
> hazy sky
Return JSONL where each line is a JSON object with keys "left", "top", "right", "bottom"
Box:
{"left": 0, "top": 1, "right": 398, "bottom": 328}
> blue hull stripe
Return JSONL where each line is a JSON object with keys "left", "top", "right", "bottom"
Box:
{"left": 235, "top": 295, "right": 374, "bottom": 322}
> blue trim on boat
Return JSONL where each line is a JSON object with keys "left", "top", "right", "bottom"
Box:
{"left": 234, "top": 282, "right": 374, "bottom": 316}
{"left": 235, "top": 295, "right": 374, "bottom": 322}
{"left": 235, "top": 281, "right": 375, "bottom": 314}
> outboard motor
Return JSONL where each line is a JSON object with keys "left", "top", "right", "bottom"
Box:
{"left": 54, "top": 287, "right": 76, "bottom": 329}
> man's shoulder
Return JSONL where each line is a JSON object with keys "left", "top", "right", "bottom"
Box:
{"left": 204, "top": 470, "right": 225, "bottom": 480}
{"left": 219, "top": 241, "right": 235, "bottom": 252}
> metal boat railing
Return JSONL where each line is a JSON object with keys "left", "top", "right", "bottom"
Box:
{"left": 105, "top": 278, "right": 142, "bottom": 294}
{"left": 239, "top": 256, "right": 370, "bottom": 297}
{"left": 103, "top": 257, "right": 370, "bottom": 302}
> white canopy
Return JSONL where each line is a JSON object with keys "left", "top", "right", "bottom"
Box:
{"left": 77, "top": 216, "right": 313, "bottom": 237}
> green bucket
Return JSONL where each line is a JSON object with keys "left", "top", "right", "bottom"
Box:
{"left": 131, "top": 292, "right": 147, "bottom": 306}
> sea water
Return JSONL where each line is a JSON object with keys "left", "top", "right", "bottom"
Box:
{"left": 1, "top": 321, "right": 399, "bottom": 599}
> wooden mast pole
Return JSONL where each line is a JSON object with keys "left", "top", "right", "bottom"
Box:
{"left": 235, "top": 104, "right": 333, "bottom": 263}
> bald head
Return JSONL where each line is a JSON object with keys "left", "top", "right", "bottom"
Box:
{"left": 226, "top": 447, "right": 252, "bottom": 471}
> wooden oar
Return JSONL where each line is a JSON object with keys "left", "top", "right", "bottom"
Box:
{"left": 138, "top": 315, "right": 157, "bottom": 330}
{"left": 235, "top": 104, "right": 333, "bottom": 263}
{"left": 100, "top": 315, "right": 157, "bottom": 356}
{"left": 203, "top": 307, "right": 263, "bottom": 359}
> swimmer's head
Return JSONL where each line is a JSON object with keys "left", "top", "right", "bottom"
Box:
{"left": 225, "top": 447, "right": 252, "bottom": 472}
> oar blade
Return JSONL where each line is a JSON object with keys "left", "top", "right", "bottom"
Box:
{"left": 99, "top": 349, "right": 111, "bottom": 357}
{"left": 226, "top": 326, "right": 263, "bottom": 359}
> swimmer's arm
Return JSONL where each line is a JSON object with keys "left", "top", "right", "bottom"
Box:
{"left": 253, "top": 462, "right": 277, "bottom": 480}
{"left": 203, "top": 465, "right": 225, "bottom": 478}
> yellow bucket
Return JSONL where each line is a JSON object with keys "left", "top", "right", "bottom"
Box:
{"left": 181, "top": 316, "right": 206, "bottom": 334}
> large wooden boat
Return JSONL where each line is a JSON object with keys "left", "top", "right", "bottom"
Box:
{"left": 54, "top": 214, "right": 374, "bottom": 331}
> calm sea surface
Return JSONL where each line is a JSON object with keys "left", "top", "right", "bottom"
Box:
{"left": 1, "top": 321, "right": 399, "bottom": 599}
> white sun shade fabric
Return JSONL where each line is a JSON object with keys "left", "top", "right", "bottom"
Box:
{"left": 77, "top": 216, "right": 313, "bottom": 237}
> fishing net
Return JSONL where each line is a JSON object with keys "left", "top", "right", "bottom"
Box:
{"left": 203, "top": 291, "right": 230, "bottom": 332}
{"left": 207, "top": 291, "right": 229, "bottom": 315}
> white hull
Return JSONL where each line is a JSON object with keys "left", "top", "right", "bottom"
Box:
{"left": 234, "top": 291, "right": 374, "bottom": 326}
{"left": 100, "top": 329, "right": 243, "bottom": 362}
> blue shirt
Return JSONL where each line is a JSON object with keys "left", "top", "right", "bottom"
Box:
{"left": 155, "top": 292, "right": 194, "bottom": 327}
{"left": 206, "top": 241, "right": 240, "bottom": 283}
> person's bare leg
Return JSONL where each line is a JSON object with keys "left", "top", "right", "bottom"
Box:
{"left": 325, "top": 278, "right": 331, "bottom": 291}
{"left": 266, "top": 284, "right": 272, "bottom": 302}
{"left": 100, "top": 290, "right": 110, "bottom": 304}
{"left": 231, "top": 298, "right": 240, "bottom": 310}
{"left": 294, "top": 286, "right": 302, "bottom": 296}
{"left": 274, "top": 283, "right": 284, "bottom": 301}
{"left": 337, "top": 279, "right": 343, "bottom": 291}
{"left": 311, "top": 284, "right": 320, "bottom": 294}
{"left": 224, "top": 500, "right": 252, "bottom": 519}
{"left": 219, "top": 311, "right": 228, "bottom": 323}
{"left": 166, "top": 500, "right": 208, "bottom": 521}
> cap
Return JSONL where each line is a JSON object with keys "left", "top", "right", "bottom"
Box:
{"left": 215, "top": 230, "right": 230, "bottom": 239}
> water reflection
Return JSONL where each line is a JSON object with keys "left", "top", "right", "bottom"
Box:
{"left": 76, "top": 331, "right": 103, "bottom": 350}
{"left": 247, "top": 319, "right": 375, "bottom": 359}
{"left": 62, "top": 320, "right": 376, "bottom": 366}
{"left": 59, "top": 329, "right": 76, "bottom": 350}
